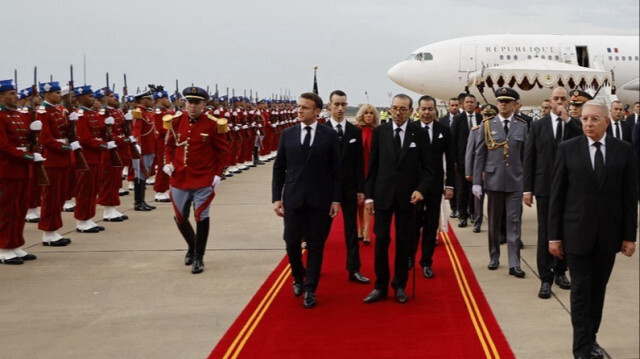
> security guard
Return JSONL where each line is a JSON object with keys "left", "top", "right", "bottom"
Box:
{"left": 473, "top": 88, "right": 528, "bottom": 277}
{"left": 131, "top": 89, "right": 156, "bottom": 211}
{"left": 163, "top": 86, "right": 230, "bottom": 274}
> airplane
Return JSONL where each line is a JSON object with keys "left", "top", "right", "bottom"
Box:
{"left": 387, "top": 34, "right": 639, "bottom": 107}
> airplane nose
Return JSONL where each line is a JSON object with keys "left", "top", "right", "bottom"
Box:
{"left": 387, "top": 62, "right": 405, "bottom": 86}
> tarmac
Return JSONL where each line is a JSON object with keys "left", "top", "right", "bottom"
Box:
{"left": 1, "top": 162, "right": 638, "bottom": 359}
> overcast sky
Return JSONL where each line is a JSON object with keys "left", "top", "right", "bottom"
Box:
{"left": 1, "top": 0, "right": 637, "bottom": 106}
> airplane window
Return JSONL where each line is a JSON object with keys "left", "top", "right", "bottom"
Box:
{"left": 636, "top": 56, "right": 639, "bottom": 60}
{"left": 622, "top": 56, "right": 626, "bottom": 60}
{"left": 555, "top": 55, "right": 559, "bottom": 60}
{"left": 506, "top": 55, "right": 511, "bottom": 60}
{"left": 500, "top": 55, "right": 504, "bottom": 60}
{"left": 541, "top": 55, "right": 546, "bottom": 59}
{"left": 514, "top": 55, "right": 518, "bottom": 60}
{"left": 527, "top": 55, "right": 532, "bottom": 59}
{"left": 423, "top": 53, "right": 433, "bottom": 60}
{"left": 609, "top": 56, "right": 612, "bottom": 60}
{"left": 415, "top": 53, "right": 423, "bottom": 61}
{"left": 406, "top": 54, "right": 416, "bottom": 60}
{"left": 615, "top": 56, "right": 619, "bottom": 60}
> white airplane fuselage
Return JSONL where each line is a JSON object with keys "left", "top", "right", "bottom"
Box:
{"left": 388, "top": 35, "right": 639, "bottom": 106}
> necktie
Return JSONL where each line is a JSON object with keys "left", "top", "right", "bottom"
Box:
{"left": 394, "top": 127, "right": 402, "bottom": 158}
{"left": 593, "top": 142, "right": 604, "bottom": 182}
{"left": 302, "top": 126, "right": 311, "bottom": 156}
{"left": 503, "top": 120, "right": 509, "bottom": 135}
{"left": 555, "top": 118, "right": 563, "bottom": 144}
{"left": 469, "top": 114, "right": 474, "bottom": 130}
{"left": 614, "top": 122, "right": 620, "bottom": 139}
{"left": 425, "top": 125, "right": 431, "bottom": 147}
{"left": 336, "top": 123, "right": 343, "bottom": 142}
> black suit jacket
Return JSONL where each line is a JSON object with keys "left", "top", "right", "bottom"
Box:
{"left": 272, "top": 123, "right": 342, "bottom": 209}
{"left": 451, "top": 112, "right": 482, "bottom": 171}
{"left": 438, "top": 114, "right": 454, "bottom": 129}
{"left": 626, "top": 113, "right": 639, "bottom": 126}
{"left": 548, "top": 135, "right": 638, "bottom": 255}
{"left": 523, "top": 115, "right": 583, "bottom": 196}
{"left": 606, "top": 120, "right": 632, "bottom": 143}
{"left": 324, "top": 120, "right": 364, "bottom": 198}
{"left": 365, "top": 121, "right": 433, "bottom": 210}
{"left": 420, "top": 120, "right": 455, "bottom": 194}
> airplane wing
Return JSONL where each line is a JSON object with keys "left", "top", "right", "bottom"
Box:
{"left": 620, "top": 78, "right": 639, "bottom": 91}
{"left": 468, "top": 58, "right": 612, "bottom": 91}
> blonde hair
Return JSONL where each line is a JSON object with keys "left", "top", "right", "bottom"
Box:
{"left": 355, "top": 104, "right": 380, "bottom": 127}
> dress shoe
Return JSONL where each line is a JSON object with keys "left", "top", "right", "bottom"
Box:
{"left": 118, "top": 190, "right": 129, "bottom": 196}
{"left": 96, "top": 226, "right": 105, "bottom": 231}
{"left": 20, "top": 253, "right": 37, "bottom": 261}
{"left": 554, "top": 274, "right": 571, "bottom": 290}
{"left": 473, "top": 224, "right": 481, "bottom": 233}
{"left": 154, "top": 198, "right": 171, "bottom": 203}
{"left": 349, "top": 272, "right": 370, "bottom": 284}
{"left": 363, "top": 239, "right": 371, "bottom": 246}
{"left": 450, "top": 210, "right": 458, "bottom": 218}
{"left": 538, "top": 282, "right": 552, "bottom": 299}
{"left": 395, "top": 288, "right": 408, "bottom": 303}
{"left": 134, "top": 203, "right": 152, "bottom": 211}
{"left": 590, "top": 342, "right": 604, "bottom": 359}
{"left": 292, "top": 282, "right": 303, "bottom": 297}
{"left": 0, "top": 257, "right": 24, "bottom": 265}
{"left": 120, "top": 215, "right": 129, "bottom": 220}
{"left": 103, "top": 217, "right": 124, "bottom": 222}
{"left": 184, "top": 252, "right": 194, "bottom": 266}
{"left": 509, "top": 266, "right": 526, "bottom": 278}
{"left": 357, "top": 236, "right": 364, "bottom": 242}
{"left": 142, "top": 202, "right": 156, "bottom": 210}
{"left": 487, "top": 260, "right": 499, "bottom": 270}
{"left": 423, "top": 266, "right": 434, "bottom": 278}
{"left": 458, "top": 218, "right": 467, "bottom": 228}
{"left": 63, "top": 206, "right": 75, "bottom": 212}
{"left": 25, "top": 218, "right": 40, "bottom": 223}
{"left": 363, "top": 289, "right": 387, "bottom": 303}
{"left": 303, "top": 291, "right": 316, "bottom": 309}
{"left": 191, "top": 257, "right": 204, "bottom": 274}
{"left": 43, "top": 238, "right": 71, "bottom": 247}
{"left": 76, "top": 226, "right": 101, "bottom": 233}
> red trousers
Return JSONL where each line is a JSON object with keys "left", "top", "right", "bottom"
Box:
{"left": 231, "top": 136, "right": 242, "bottom": 164}
{"left": 153, "top": 139, "right": 170, "bottom": 193}
{"left": 27, "top": 166, "right": 42, "bottom": 209}
{"left": 0, "top": 179, "right": 28, "bottom": 249}
{"left": 65, "top": 167, "right": 76, "bottom": 201}
{"left": 74, "top": 164, "right": 101, "bottom": 221}
{"left": 38, "top": 167, "right": 69, "bottom": 231}
{"left": 97, "top": 165, "right": 123, "bottom": 207}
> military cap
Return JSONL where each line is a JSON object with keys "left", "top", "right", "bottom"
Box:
{"left": 134, "top": 89, "right": 153, "bottom": 100}
{"left": 481, "top": 104, "right": 498, "bottom": 117}
{"left": 93, "top": 87, "right": 109, "bottom": 99}
{"left": 153, "top": 90, "right": 168, "bottom": 100}
{"left": 0, "top": 79, "right": 16, "bottom": 93}
{"left": 125, "top": 95, "right": 134, "bottom": 103}
{"left": 495, "top": 87, "right": 519, "bottom": 101}
{"left": 74, "top": 85, "right": 93, "bottom": 97}
{"left": 39, "top": 82, "right": 61, "bottom": 93}
{"left": 113, "top": 93, "right": 120, "bottom": 101}
{"left": 169, "top": 92, "right": 183, "bottom": 102}
{"left": 19, "top": 87, "right": 34, "bottom": 98}
{"left": 569, "top": 89, "right": 593, "bottom": 105}
{"left": 182, "top": 86, "right": 209, "bottom": 102}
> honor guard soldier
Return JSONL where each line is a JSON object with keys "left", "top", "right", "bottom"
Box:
{"left": 473, "top": 87, "right": 528, "bottom": 277}
{"left": 37, "top": 81, "right": 76, "bottom": 245}
{"left": 131, "top": 89, "right": 157, "bottom": 211}
{"left": 152, "top": 87, "right": 171, "bottom": 202}
{"left": 568, "top": 89, "right": 593, "bottom": 122}
{"left": 163, "top": 87, "right": 230, "bottom": 274}
{"left": 0, "top": 79, "right": 41, "bottom": 263}
{"left": 20, "top": 87, "right": 43, "bottom": 223}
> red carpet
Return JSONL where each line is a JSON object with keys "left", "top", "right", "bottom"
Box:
{"left": 210, "top": 215, "right": 514, "bottom": 359}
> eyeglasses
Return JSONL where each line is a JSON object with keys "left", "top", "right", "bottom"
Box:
{"left": 390, "top": 106, "right": 409, "bottom": 113}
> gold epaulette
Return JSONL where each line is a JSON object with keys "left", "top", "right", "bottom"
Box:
{"left": 132, "top": 108, "right": 143, "bottom": 119}
{"left": 209, "top": 115, "right": 229, "bottom": 133}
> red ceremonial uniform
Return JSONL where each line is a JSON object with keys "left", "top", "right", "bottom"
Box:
{"left": 0, "top": 105, "right": 36, "bottom": 249}
{"left": 75, "top": 106, "right": 107, "bottom": 221}
{"left": 153, "top": 107, "right": 170, "bottom": 193}
{"left": 23, "top": 107, "right": 42, "bottom": 210}
{"left": 133, "top": 105, "right": 156, "bottom": 155}
{"left": 37, "top": 102, "right": 72, "bottom": 231}
{"left": 97, "top": 107, "right": 130, "bottom": 207}
{"left": 165, "top": 112, "right": 230, "bottom": 190}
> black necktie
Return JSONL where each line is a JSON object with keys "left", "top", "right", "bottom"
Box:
{"left": 302, "top": 126, "right": 311, "bottom": 156}
{"left": 469, "top": 114, "right": 474, "bottom": 130}
{"left": 593, "top": 142, "right": 604, "bottom": 182}
{"left": 425, "top": 125, "right": 431, "bottom": 147}
{"left": 555, "top": 118, "right": 563, "bottom": 144}
{"left": 614, "top": 122, "right": 620, "bottom": 139}
{"left": 394, "top": 127, "right": 402, "bottom": 158}
{"left": 336, "top": 123, "right": 343, "bottom": 142}
{"left": 503, "top": 120, "right": 509, "bottom": 135}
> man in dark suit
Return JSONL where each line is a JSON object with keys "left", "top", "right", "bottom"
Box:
{"left": 451, "top": 94, "right": 482, "bottom": 227}
{"left": 633, "top": 121, "right": 640, "bottom": 200}
{"left": 515, "top": 101, "right": 533, "bottom": 129}
{"left": 606, "top": 100, "right": 632, "bottom": 143}
{"left": 363, "top": 94, "right": 432, "bottom": 304}
{"left": 549, "top": 100, "right": 637, "bottom": 359}
{"left": 625, "top": 101, "right": 639, "bottom": 126}
{"left": 438, "top": 97, "right": 458, "bottom": 129}
{"left": 524, "top": 87, "right": 581, "bottom": 299}
{"left": 412, "top": 95, "right": 454, "bottom": 278}
{"left": 272, "top": 92, "right": 342, "bottom": 309}
{"left": 324, "top": 90, "right": 369, "bottom": 284}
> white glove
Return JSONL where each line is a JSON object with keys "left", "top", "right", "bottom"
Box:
{"left": 258, "top": 124, "right": 262, "bottom": 128}
{"left": 472, "top": 185, "right": 483, "bottom": 199}
{"left": 124, "top": 112, "right": 133, "bottom": 121}
{"left": 272, "top": 123, "right": 277, "bottom": 128}
{"left": 107, "top": 141, "right": 117, "bottom": 149}
{"left": 163, "top": 164, "right": 174, "bottom": 176}
{"left": 33, "top": 153, "right": 45, "bottom": 162}
{"left": 212, "top": 175, "right": 221, "bottom": 189}
{"left": 129, "top": 135, "right": 137, "bottom": 143}
{"left": 135, "top": 144, "right": 141, "bottom": 154}
{"left": 104, "top": 116, "right": 115, "bottom": 125}
{"left": 234, "top": 126, "right": 240, "bottom": 131}
{"left": 29, "top": 120, "right": 43, "bottom": 131}
{"left": 242, "top": 125, "right": 248, "bottom": 130}
{"left": 70, "top": 141, "right": 81, "bottom": 151}
{"left": 68, "top": 112, "right": 80, "bottom": 122}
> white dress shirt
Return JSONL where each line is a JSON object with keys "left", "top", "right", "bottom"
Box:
{"left": 300, "top": 121, "right": 318, "bottom": 146}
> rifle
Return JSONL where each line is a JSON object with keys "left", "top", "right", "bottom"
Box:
{"left": 67, "top": 65, "right": 89, "bottom": 171}
{"left": 173, "top": 79, "right": 180, "bottom": 111}
{"left": 30, "top": 66, "right": 50, "bottom": 185}
{"left": 104, "top": 72, "right": 123, "bottom": 167}
{"left": 122, "top": 73, "right": 141, "bottom": 160}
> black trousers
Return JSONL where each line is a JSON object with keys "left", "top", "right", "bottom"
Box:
{"left": 283, "top": 204, "right": 332, "bottom": 292}
{"left": 373, "top": 197, "right": 414, "bottom": 292}
{"left": 535, "top": 196, "right": 568, "bottom": 284}
{"left": 455, "top": 173, "right": 473, "bottom": 219}
{"left": 566, "top": 250, "right": 616, "bottom": 358}
{"left": 330, "top": 193, "right": 361, "bottom": 273}
{"left": 413, "top": 192, "right": 442, "bottom": 268}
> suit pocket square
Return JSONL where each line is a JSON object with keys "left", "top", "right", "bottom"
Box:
{"left": 349, "top": 138, "right": 357, "bottom": 143}
{"left": 438, "top": 133, "right": 443, "bottom": 139}
{"left": 409, "top": 142, "right": 417, "bottom": 148}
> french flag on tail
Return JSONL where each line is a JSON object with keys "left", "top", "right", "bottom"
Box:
{"left": 607, "top": 48, "right": 619, "bottom": 53}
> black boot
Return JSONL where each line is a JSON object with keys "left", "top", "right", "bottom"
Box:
{"left": 192, "top": 218, "right": 210, "bottom": 274}
{"left": 140, "top": 179, "right": 156, "bottom": 210}
{"left": 174, "top": 217, "right": 195, "bottom": 265}
{"left": 253, "top": 147, "right": 265, "bottom": 165}
{"left": 134, "top": 179, "right": 151, "bottom": 211}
